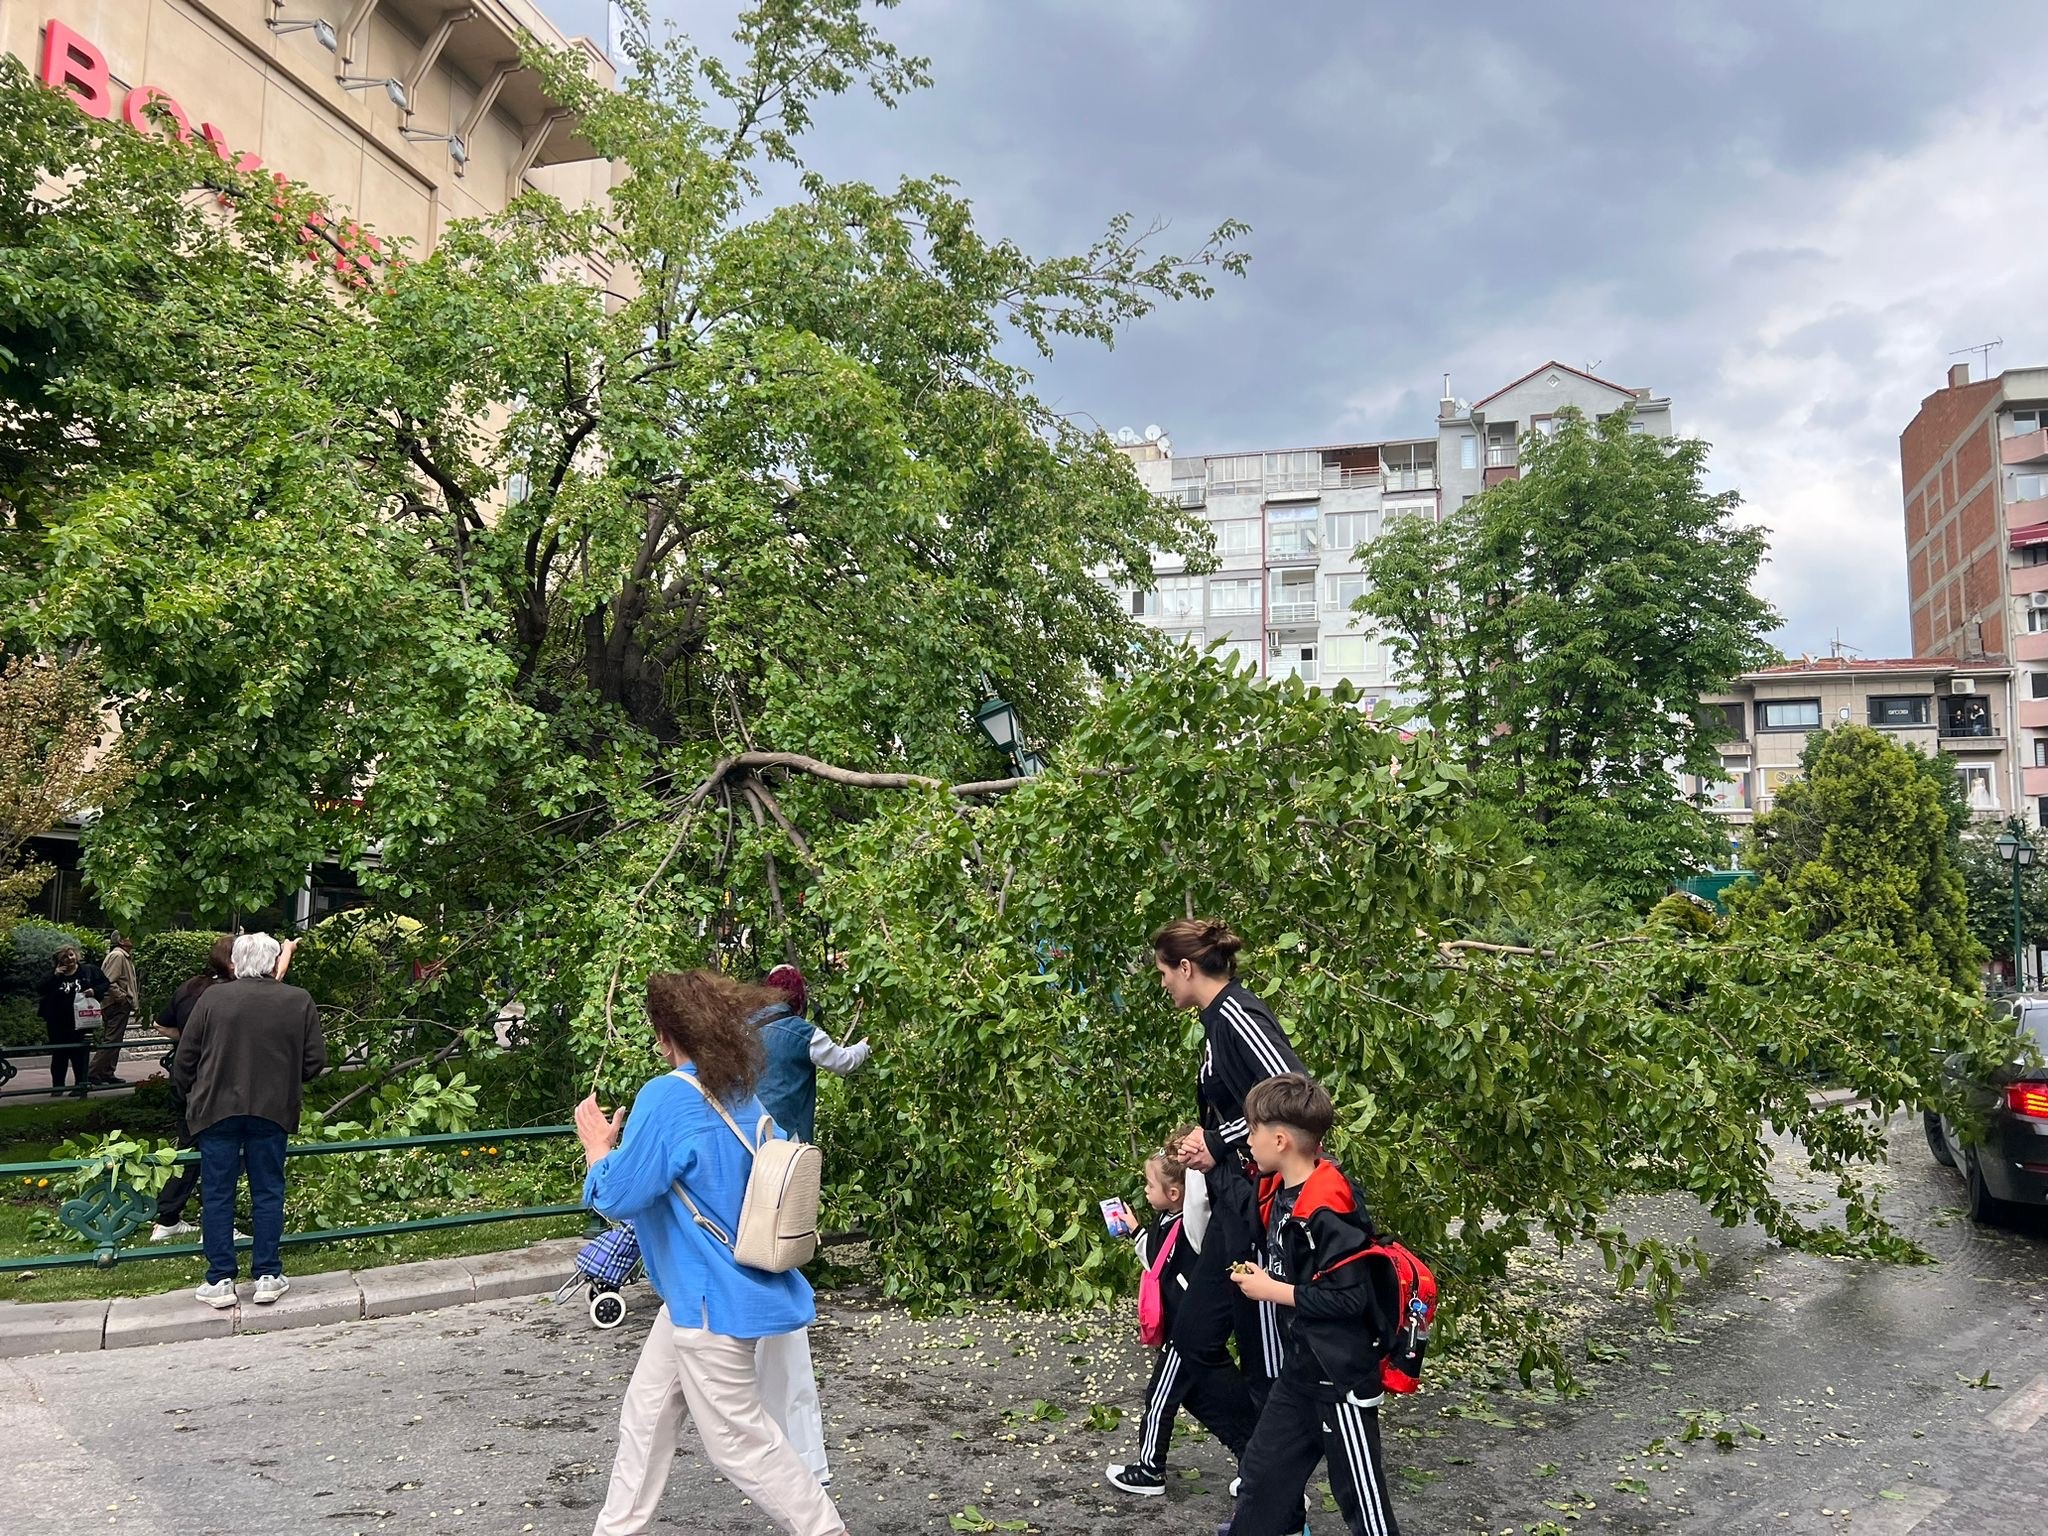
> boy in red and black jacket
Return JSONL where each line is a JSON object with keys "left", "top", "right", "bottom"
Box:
{"left": 1225, "top": 1074, "right": 1401, "bottom": 1536}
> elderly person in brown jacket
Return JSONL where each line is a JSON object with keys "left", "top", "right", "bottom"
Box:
{"left": 172, "top": 933, "right": 325, "bottom": 1309}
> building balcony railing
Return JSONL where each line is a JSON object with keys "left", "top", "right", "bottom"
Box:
{"left": 1320, "top": 465, "right": 1381, "bottom": 489}
{"left": 1268, "top": 599, "right": 1317, "bottom": 625}
{"left": 1382, "top": 469, "right": 1437, "bottom": 492}
{"left": 1484, "top": 443, "right": 1517, "bottom": 468}
{"left": 2004, "top": 427, "right": 2048, "bottom": 466}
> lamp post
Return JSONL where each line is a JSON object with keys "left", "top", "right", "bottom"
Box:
{"left": 1993, "top": 824, "right": 2037, "bottom": 991}
{"left": 972, "top": 694, "right": 1041, "bottom": 777}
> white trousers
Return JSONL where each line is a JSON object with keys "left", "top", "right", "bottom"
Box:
{"left": 591, "top": 1306, "right": 843, "bottom": 1536}
{"left": 757, "top": 1327, "right": 830, "bottom": 1481}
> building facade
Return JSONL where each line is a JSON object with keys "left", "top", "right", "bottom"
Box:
{"left": 3, "top": 1, "right": 611, "bottom": 256}
{"left": 1900, "top": 361, "right": 2048, "bottom": 826}
{"left": 1690, "top": 657, "right": 2019, "bottom": 835}
{"left": 1113, "top": 361, "right": 1672, "bottom": 703}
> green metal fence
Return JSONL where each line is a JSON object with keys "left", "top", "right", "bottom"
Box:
{"left": 1, "top": 1123, "right": 584, "bottom": 1270}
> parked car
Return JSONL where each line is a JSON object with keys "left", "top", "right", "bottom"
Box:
{"left": 1925, "top": 997, "right": 2048, "bottom": 1223}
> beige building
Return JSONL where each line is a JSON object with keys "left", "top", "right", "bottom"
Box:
{"left": 3, "top": 0, "right": 612, "bottom": 256}
{"left": 1691, "top": 657, "right": 2019, "bottom": 833}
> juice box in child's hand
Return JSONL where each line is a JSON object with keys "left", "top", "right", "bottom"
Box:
{"left": 1099, "top": 1197, "right": 1137, "bottom": 1239}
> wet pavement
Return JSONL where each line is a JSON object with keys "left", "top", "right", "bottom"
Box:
{"left": 0, "top": 1111, "right": 2041, "bottom": 1534}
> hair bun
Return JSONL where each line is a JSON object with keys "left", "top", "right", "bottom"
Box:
{"left": 1204, "top": 923, "right": 1243, "bottom": 958}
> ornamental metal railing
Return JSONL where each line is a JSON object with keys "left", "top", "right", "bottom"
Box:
{"left": 0, "top": 1124, "right": 581, "bottom": 1270}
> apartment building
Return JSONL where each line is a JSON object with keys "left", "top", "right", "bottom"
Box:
{"left": 6, "top": 1, "right": 613, "bottom": 255}
{"left": 1113, "top": 361, "right": 1672, "bottom": 701}
{"left": 1901, "top": 360, "right": 2048, "bottom": 826}
{"left": 1689, "top": 657, "right": 2019, "bottom": 833}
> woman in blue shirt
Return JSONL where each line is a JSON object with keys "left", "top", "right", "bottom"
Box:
{"left": 578, "top": 969, "right": 849, "bottom": 1536}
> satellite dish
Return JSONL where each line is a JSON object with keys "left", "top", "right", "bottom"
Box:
{"left": 1116, "top": 428, "right": 1138, "bottom": 445}
{"left": 1144, "top": 424, "right": 1163, "bottom": 442}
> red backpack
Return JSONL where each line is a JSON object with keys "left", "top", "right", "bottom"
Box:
{"left": 1363, "top": 1238, "right": 1438, "bottom": 1393}
{"left": 1137, "top": 1222, "right": 1180, "bottom": 1347}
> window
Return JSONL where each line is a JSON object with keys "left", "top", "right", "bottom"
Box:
{"left": 2012, "top": 472, "right": 2048, "bottom": 505}
{"left": 1532, "top": 414, "right": 1560, "bottom": 440}
{"left": 2029, "top": 607, "right": 2048, "bottom": 634}
{"left": 1266, "top": 505, "right": 1319, "bottom": 558}
{"left": 2023, "top": 543, "right": 2048, "bottom": 567}
{"left": 1866, "top": 695, "right": 1930, "bottom": 727}
{"left": 2038, "top": 794, "right": 2048, "bottom": 829}
{"left": 1126, "top": 589, "right": 1156, "bottom": 617}
{"left": 1270, "top": 572, "right": 1316, "bottom": 622}
{"left": 2034, "top": 739, "right": 2048, "bottom": 769}
{"left": 1265, "top": 450, "right": 1322, "bottom": 492}
{"left": 1326, "top": 512, "right": 1371, "bottom": 554}
{"left": 1759, "top": 699, "right": 1822, "bottom": 730}
{"left": 505, "top": 472, "right": 531, "bottom": 506}
{"left": 1459, "top": 434, "right": 1477, "bottom": 470}
{"left": 1696, "top": 771, "right": 1748, "bottom": 812}
{"left": 1324, "top": 573, "right": 1366, "bottom": 612}
{"left": 1208, "top": 455, "right": 1262, "bottom": 493}
{"left": 1382, "top": 498, "right": 1434, "bottom": 527}
{"left": 2034, "top": 674, "right": 2048, "bottom": 700}
{"left": 1716, "top": 702, "right": 1746, "bottom": 741}
{"left": 1269, "top": 640, "right": 1317, "bottom": 683}
{"left": 1959, "top": 765, "right": 1996, "bottom": 811}
{"left": 1210, "top": 578, "right": 1260, "bottom": 615}
{"left": 1324, "top": 635, "right": 1370, "bottom": 673}
{"left": 1156, "top": 575, "right": 1203, "bottom": 622}
{"left": 1760, "top": 767, "right": 1801, "bottom": 800}
{"left": 2006, "top": 409, "right": 2048, "bottom": 438}
{"left": 1381, "top": 444, "right": 1436, "bottom": 491}
{"left": 1215, "top": 519, "right": 1259, "bottom": 557}
{"left": 1213, "top": 639, "right": 1260, "bottom": 674}
{"left": 1944, "top": 694, "right": 1995, "bottom": 735}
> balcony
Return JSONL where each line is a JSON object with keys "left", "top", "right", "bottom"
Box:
{"left": 2026, "top": 766, "right": 2048, "bottom": 799}
{"left": 2020, "top": 697, "right": 2048, "bottom": 731}
{"left": 1382, "top": 469, "right": 1437, "bottom": 492}
{"left": 1268, "top": 599, "right": 1318, "bottom": 626}
{"left": 2012, "top": 561, "right": 2048, "bottom": 596}
{"left": 1484, "top": 443, "right": 1517, "bottom": 468}
{"left": 2005, "top": 428, "right": 2048, "bottom": 466}
{"left": 1172, "top": 483, "right": 1207, "bottom": 509}
{"left": 2018, "top": 630, "right": 2048, "bottom": 663}
{"left": 1265, "top": 535, "right": 1322, "bottom": 565}
{"left": 1320, "top": 465, "right": 1381, "bottom": 490}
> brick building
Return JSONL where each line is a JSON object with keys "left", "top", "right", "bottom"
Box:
{"left": 1900, "top": 361, "right": 2048, "bottom": 824}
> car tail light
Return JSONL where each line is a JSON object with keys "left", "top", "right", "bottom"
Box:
{"left": 2008, "top": 1082, "right": 2048, "bottom": 1119}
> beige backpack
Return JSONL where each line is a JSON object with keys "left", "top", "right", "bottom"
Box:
{"left": 669, "top": 1070, "right": 822, "bottom": 1273}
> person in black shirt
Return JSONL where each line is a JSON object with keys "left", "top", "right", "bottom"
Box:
{"left": 1227, "top": 1074, "right": 1400, "bottom": 1536}
{"left": 35, "top": 945, "right": 107, "bottom": 1096}
{"left": 148, "top": 936, "right": 236, "bottom": 1240}
{"left": 1107, "top": 1127, "right": 1254, "bottom": 1496}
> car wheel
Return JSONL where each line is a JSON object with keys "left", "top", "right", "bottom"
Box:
{"left": 1924, "top": 1110, "right": 1957, "bottom": 1169}
{"left": 1965, "top": 1154, "right": 2006, "bottom": 1227}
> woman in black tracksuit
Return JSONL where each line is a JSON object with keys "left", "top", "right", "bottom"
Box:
{"left": 1107, "top": 919, "right": 1307, "bottom": 1499}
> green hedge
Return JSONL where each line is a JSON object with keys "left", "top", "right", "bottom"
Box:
{"left": 133, "top": 930, "right": 224, "bottom": 1005}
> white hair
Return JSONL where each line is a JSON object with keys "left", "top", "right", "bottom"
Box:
{"left": 232, "top": 932, "right": 283, "bottom": 980}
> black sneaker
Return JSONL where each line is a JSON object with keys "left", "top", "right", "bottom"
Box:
{"left": 1105, "top": 1463, "right": 1167, "bottom": 1497}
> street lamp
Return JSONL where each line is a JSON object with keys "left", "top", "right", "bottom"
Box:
{"left": 1994, "top": 825, "right": 2038, "bottom": 990}
{"left": 972, "top": 694, "right": 1042, "bottom": 777}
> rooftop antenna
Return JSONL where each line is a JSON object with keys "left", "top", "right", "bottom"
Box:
{"left": 1951, "top": 338, "right": 2002, "bottom": 380}
{"left": 1828, "top": 631, "right": 1862, "bottom": 661}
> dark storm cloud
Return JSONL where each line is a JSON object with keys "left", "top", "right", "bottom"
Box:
{"left": 541, "top": 0, "right": 2048, "bottom": 656}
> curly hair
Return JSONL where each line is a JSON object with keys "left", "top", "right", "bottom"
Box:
{"left": 645, "top": 969, "right": 773, "bottom": 1106}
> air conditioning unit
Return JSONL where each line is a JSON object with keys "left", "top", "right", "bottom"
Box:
{"left": 2030, "top": 591, "right": 2048, "bottom": 610}
{"left": 1951, "top": 677, "right": 1978, "bottom": 695}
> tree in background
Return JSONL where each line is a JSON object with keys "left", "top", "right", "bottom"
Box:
{"left": 0, "top": 0, "right": 1243, "bottom": 922}
{"left": 1736, "top": 724, "right": 1982, "bottom": 988}
{"left": 1358, "top": 407, "right": 1776, "bottom": 907}
{"left": 0, "top": 655, "right": 131, "bottom": 942}
{"left": 1957, "top": 818, "right": 2048, "bottom": 978}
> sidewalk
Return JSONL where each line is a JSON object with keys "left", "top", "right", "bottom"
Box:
{"left": 0, "top": 1237, "right": 586, "bottom": 1357}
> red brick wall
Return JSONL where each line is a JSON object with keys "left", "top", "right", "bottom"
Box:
{"left": 1901, "top": 377, "right": 2007, "bottom": 659}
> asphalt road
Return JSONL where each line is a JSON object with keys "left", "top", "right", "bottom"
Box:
{"left": 2, "top": 1112, "right": 2042, "bottom": 1535}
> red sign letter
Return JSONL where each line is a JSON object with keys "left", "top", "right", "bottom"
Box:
{"left": 200, "top": 122, "right": 264, "bottom": 175}
{"left": 40, "top": 20, "right": 112, "bottom": 119}
{"left": 122, "top": 86, "right": 192, "bottom": 145}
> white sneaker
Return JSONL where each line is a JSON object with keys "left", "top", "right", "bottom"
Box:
{"left": 150, "top": 1221, "right": 197, "bottom": 1242}
{"left": 251, "top": 1275, "right": 289, "bottom": 1305}
{"left": 193, "top": 1279, "right": 236, "bottom": 1309}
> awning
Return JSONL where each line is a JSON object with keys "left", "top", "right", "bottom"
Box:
{"left": 2012, "top": 521, "right": 2048, "bottom": 549}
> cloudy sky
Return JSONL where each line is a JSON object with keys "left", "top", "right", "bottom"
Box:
{"left": 546, "top": 0, "right": 2048, "bottom": 658}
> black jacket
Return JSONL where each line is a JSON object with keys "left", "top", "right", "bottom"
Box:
{"left": 1259, "top": 1160, "right": 1393, "bottom": 1401}
{"left": 1136, "top": 1211, "right": 1198, "bottom": 1331}
{"left": 172, "top": 977, "right": 326, "bottom": 1136}
{"left": 37, "top": 966, "right": 108, "bottom": 1032}
{"left": 1195, "top": 980, "right": 1306, "bottom": 1267}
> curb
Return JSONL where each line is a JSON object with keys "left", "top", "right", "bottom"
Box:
{"left": 0, "top": 1237, "right": 584, "bottom": 1357}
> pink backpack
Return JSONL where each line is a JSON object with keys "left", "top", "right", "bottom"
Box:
{"left": 1137, "top": 1222, "right": 1180, "bottom": 1347}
